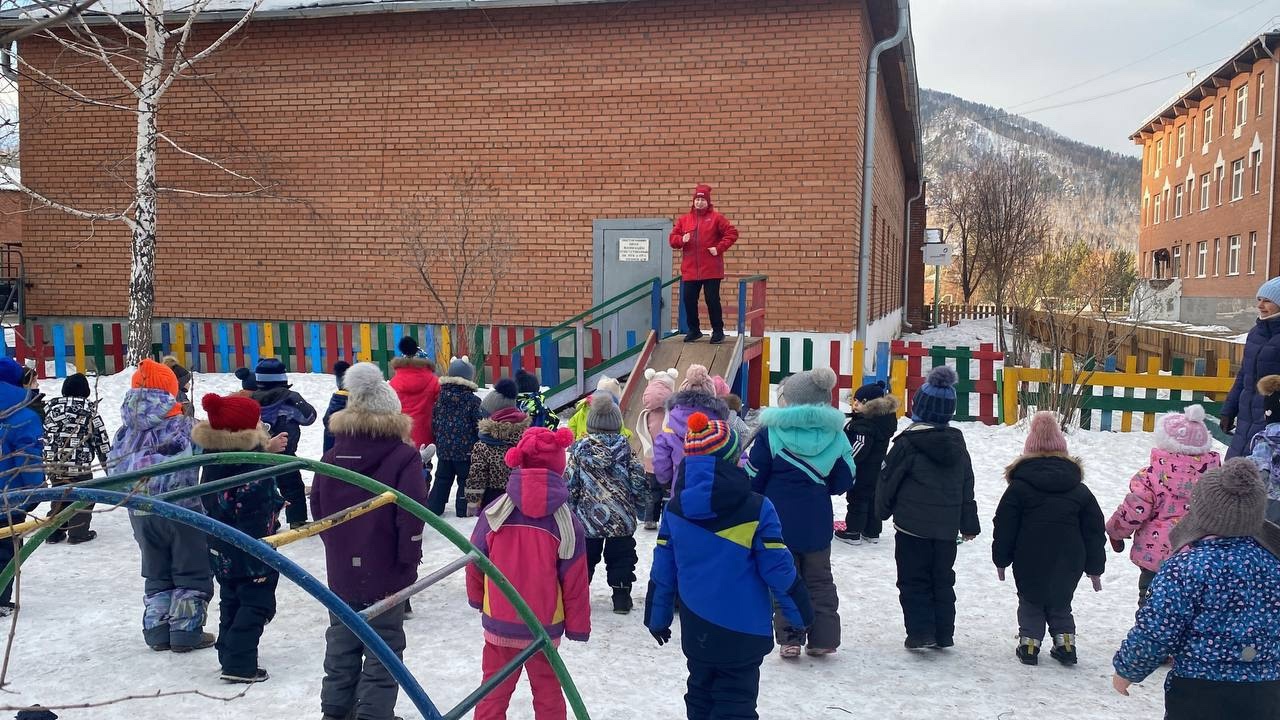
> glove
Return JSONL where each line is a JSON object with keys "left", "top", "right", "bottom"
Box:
{"left": 650, "top": 628, "right": 671, "bottom": 646}
{"left": 996, "top": 566, "right": 1005, "bottom": 581}
{"left": 1219, "top": 415, "right": 1235, "bottom": 434}
{"left": 1089, "top": 575, "right": 1103, "bottom": 592}
{"left": 1110, "top": 538, "right": 1126, "bottom": 553}
{"left": 419, "top": 443, "right": 437, "bottom": 465}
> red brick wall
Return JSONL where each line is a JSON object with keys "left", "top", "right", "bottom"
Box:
{"left": 0, "top": 190, "right": 25, "bottom": 247}
{"left": 17, "top": 0, "right": 913, "bottom": 334}
{"left": 1137, "top": 56, "right": 1278, "bottom": 296}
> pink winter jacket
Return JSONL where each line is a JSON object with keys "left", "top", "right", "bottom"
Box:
{"left": 1105, "top": 448, "right": 1222, "bottom": 572}
{"left": 635, "top": 380, "right": 674, "bottom": 473}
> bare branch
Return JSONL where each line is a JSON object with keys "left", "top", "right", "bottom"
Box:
{"left": 0, "top": 0, "right": 106, "bottom": 46}
{"left": 156, "top": 131, "right": 264, "bottom": 185}
{"left": 159, "top": 0, "right": 264, "bottom": 95}
{"left": 0, "top": 685, "right": 253, "bottom": 712}
{"left": 0, "top": 167, "right": 137, "bottom": 227}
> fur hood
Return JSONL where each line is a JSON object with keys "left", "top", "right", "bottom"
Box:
{"left": 439, "top": 376, "right": 478, "bottom": 391}
{"left": 759, "top": 403, "right": 846, "bottom": 432}
{"left": 665, "top": 389, "right": 729, "bottom": 418}
{"left": 191, "top": 421, "right": 270, "bottom": 452}
{"left": 859, "top": 394, "right": 900, "bottom": 418}
{"left": 328, "top": 408, "right": 414, "bottom": 443}
{"left": 479, "top": 415, "right": 531, "bottom": 442}
{"left": 390, "top": 355, "right": 435, "bottom": 371}
{"left": 1004, "top": 452, "right": 1082, "bottom": 482}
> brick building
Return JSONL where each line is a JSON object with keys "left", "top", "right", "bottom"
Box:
{"left": 6, "top": 0, "right": 924, "bottom": 350}
{"left": 1132, "top": 31, "right": 1278, "bottom": 330}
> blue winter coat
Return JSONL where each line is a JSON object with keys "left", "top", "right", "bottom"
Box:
{"left": 432, "top": 378, "right": 483, "bottom": 461}
{"left": 1114, "top": 536, "right": 1280, "bottom": 686}
{"left": 0, "top": 382, "right": 44, "bottom": 509}
{"left": 745, "top": 404, "right": 856, "bottom": 553}
{"left": 1225, "top": 316, "right": 1280, "bottom": 458}
{"left": 645, "top": 454, "right": 813, "bottom": 665}
{"left": 322, "top": 390, "right": 348, "bottom": 453}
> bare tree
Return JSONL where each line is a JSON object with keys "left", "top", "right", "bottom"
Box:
{"left": 931, "top": 177, "right": 987, "bottom": 305}
{"left": 1, "top": 0, "right": 273, "bottom": 365}
{"left": 402, "top": 171, "right": 515, "bottom": 375}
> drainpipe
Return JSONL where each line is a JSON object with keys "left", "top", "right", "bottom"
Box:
{"left": 856, "top": 0, "right": 910, "bottom": 342}
{"left": 1264, "top": 39, "right": 1279, "bottom": 280}
{"left": 902, "top": 178, "right": 925, "bottom": 330}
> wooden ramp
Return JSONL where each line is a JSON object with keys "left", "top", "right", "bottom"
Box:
{"left": 620, "top": 333, "right": 764, "bottom": 443}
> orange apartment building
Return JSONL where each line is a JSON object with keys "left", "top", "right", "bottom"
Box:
{"left": 1133, "top": 31, "right": 1279, "bottom": 330}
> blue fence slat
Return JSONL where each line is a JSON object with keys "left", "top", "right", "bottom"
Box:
{"left": 186, "top": 322, "right": 199, "bottom": 372}
{"left": 626, "top": 330, "right": 637, "bottom": 349}
{"left": 309, "top": 324, "right": 324, "bottom": 374}
{"left": 424, "top": 325, "right": 437, "bottom": 362}
{"left": 52, "top": 324, "right": 67, "bottom": 378}
{"left": 1099, "top": 355, "right": 1118, "bottom": 432}
{"left": 391, "top": 324, "right": 403, "bottom": 353}
{"left": 159, "top": 322, "right": 171, "bottom": 359}
{"left": 874, "top": 341, "right": 891, "bottom": 384}
{"left": 0, "top": 325, "right": 7, "bottom": 359}
{"left": 539, "top": 329, "right": 558, "bottom": 388}
{"left": 217, "top": 324, "right": 231, "bottom": 372}
{"left": 246, "top": 324, "right": 260, "bottom": 369}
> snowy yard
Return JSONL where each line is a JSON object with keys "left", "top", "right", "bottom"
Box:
{"left": 0, "top": 368, "right": 1200, "bottom": 719}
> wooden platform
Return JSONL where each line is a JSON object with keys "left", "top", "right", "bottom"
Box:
{"left": 621, "top": 334, "right": 764, "bottom": 442}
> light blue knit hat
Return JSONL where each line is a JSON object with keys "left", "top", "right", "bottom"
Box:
{"left": 1258, "top": 277, "right": 1280, "bottom": 306}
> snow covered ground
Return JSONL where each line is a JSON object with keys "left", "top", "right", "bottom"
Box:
{"left": 0, "top": 368, "right": 1205, "bottom": 719}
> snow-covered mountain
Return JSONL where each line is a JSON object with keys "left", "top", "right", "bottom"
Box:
{"left": 922, "top": 88, "right": 1140, "bottom": 250}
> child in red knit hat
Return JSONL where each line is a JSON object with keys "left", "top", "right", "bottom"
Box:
{"left": 467, "top": 426, "right": 590, "bottom": 720}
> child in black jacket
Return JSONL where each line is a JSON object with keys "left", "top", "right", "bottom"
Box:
{"left": 837, "top": 381, "right": 899, "bottom": 545}
{"left": 322, "top": 361, "right": 351, "bottom": 453}
{"left": 250, "top": 358, "right": 316, "bottom": 527}
{"left": 878, "top": 366, "right": 980, "bottom": 650}
{"left": 194, "top": 393, "right": 285, "bottom": 684}
{"left": 993, "top": 411, "right": 1106, "bottom": 666}
{"left": 43, "top": 373, "right": 110, "bottom": 544}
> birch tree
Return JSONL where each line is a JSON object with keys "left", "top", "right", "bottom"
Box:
{"left": 1, "top": 0, "right": 271, "bottom": 364}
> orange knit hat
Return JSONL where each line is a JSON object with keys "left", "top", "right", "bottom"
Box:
{"left": 132, "top": 359, "right": 182, "bottom": 417}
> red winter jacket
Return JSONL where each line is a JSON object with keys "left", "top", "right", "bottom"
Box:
{"left": 669, "top": 184, "right": 738, "bottom": 281}
{"left": 389, "top": 357, "right": 440, "bottom": 448}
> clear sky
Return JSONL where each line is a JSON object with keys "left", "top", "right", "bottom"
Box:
{"left": 911, "top": 0, "right": 1280, "bottom": 156}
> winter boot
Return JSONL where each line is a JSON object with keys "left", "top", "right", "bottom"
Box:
{"left": 171, "top": 632, "right": 216, "bottom": 653}
{"left": 221, "top": 668, "right": 270, "bottom": 683}
{"left": 611, "top": 586, "right": 633, "bottom": 614}
{"left": 66, "top": 530, "right": 97, "bottom": 545}
{"left": 904, "top": 636, "right": 937, "bottom": 650}
{"left": 834, "top": 529, "right": 863, "bottom": 545}
{"left": 1050, "top": 633, "right": 1077, "bottom": 665}
{"left": 1016, "top": 637, "right": 1040, "bottom": 665}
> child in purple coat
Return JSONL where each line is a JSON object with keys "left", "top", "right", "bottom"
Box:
{"left": 652, "top": 365, "right": 729, "bottom": 488}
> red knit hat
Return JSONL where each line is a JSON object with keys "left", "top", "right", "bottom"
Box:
{"left": 202, "top": 393, "right": 262, "bottom": 432}
{"left": 504, "top": 427, "right": 574, "bottom": 475}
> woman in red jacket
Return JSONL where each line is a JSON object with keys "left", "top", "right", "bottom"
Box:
{"left": 670, "top": 184, "right": 739, "bottom": 344}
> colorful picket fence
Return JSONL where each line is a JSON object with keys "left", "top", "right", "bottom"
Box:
{"left": 0, "top": 319, "right": 642, "bottom": 384}
{"left": 886, "top": 341, "right": 1004, "bottom": 424}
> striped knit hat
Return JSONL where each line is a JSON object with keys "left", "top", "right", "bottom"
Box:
{"left": 684, "top": 412, "right": 740, "bottom": 461}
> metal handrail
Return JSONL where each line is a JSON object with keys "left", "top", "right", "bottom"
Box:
{"left": 0, "top": 453, "right": 591, "bottom": 720}
{"left": 510, "top": 275, "right": 681, "bottom": 360}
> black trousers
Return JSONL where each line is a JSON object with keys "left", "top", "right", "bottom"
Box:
{"left": 277, "top": 465, "right": 308, "bottom": 525}
{"left": 894, "top": 532, "right": 958, "bottom": 643}
{"left": 49, "top": 473, "right": 95, "bottom": 540}
{"left": 844, "top": 481, "right": 882, "bottom": 539}
{"left": 1137, "top": 568, "right": 1157, "bottom": 610}
{"left": 682, "top": 279, "right": 723, "bottom": 335}
{"left": 644, "top": 472, "right": 668, "bottom": 523}
{"left": 0, "top": 511, "right": 25, "bottom": 606}
{"left": 428, "top": 459, "right": 470, "bottom": 518}
{"left": 1016, "top": 595, "right": 1075, "bottom": 640}
{"left": 585, "top": 536, "right": 637, "bottom": 588}
{"left": 1165, "top": 675, "right": 1280, "bottom": 720}
{"left": 217, "top": 573, "right": 279, "bottom": 676}
{"left": 685, "top": 657, "right": 763, "bottom": 720}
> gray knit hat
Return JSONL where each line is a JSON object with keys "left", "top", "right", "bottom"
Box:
{"left": 778, "top": 367, "right": 838, "bottom": 407}
{"left": 586, "top": 393, "right": 623, "bottom": 434}
{"left": 481, "top": 377, "right": 519, "bottom": 415}
{"left": 1170, "top": 458, "right": 1267, "bottom": 550}
{"left": 343, "top": 362, "right": 402, "bottom": 415}
{"left": 446, "top": 355, "right": 475, "bottom": 382}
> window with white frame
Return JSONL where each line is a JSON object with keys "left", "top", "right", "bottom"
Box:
{"left": 1143, "top": 196, "right": 1149, "bottom": 226}
{"left": 1221, "top": 97, "right": 1228, "bottom": 135}
{"left": 1236, "top": 84, "right": 1249, "bottom": 128}
{"left": 1201, "top": 172, "right": 1211, "bottom": 209}
{"left": 1261, "top": 72, "right": 1267, "bottom": 117}
{"left": 1172, "top": 245, "right": 1182, "bottom": 277}
{"left": 1232, "top": 158, "right": 1245, "bottom": 200}
{"left": 1142, "top": 251, "right": 1149, "bottom": 278}
{"left": 1214, "top": 237, "right": 1221, "bottom": 275}
{"left": 1197, "top": 240, "right": 1208, "bottom": 276}
{"left": 1186, "top": 179, "right": 1194, "bottom": 213}
{"left": 1216, "top": 166, "right": 1225, "bottom": 204}
{"left": 1164, "top": 189, "right": 1171, "bottom": 219}
{"left": 1204, "top": 105, "right": 1214, "bottom": 146}
{"left": 1155, "top": 139, "right": 1163, "bottom": 170}
{"left": 1177, "top": 125, "right": 1186, "bottom": 160}
{"left": 1174, "top": 185, "right": 1183, "bottom": 217}
{"left": 1185, "top": 244, "right": 1192, "bottom": 277}
{"left": 1228, "top": 235, "right": 1240, "bottom": 275}
{"left": 1253, "top": 149, "right": 1263, "bottom": 194}
{"left": 1251, "top": 231, "right": 1259, "bottom": 273}
{"left": 1154, "top": 193, "right": 1162, "bottom": 224}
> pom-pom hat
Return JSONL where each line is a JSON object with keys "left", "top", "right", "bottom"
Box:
{"left": 680, "top": 364, "right": 718, "bottom": 396}
{"left": 586, "top": 393, "right": 623, "bottom": 434}
{"left": 684, "top": 411, "right": 740, "bottom": 461}
{"left": 202, "top": 393, "right": 262, "bottom": 432}
{"left": 505, "top": 427, "right": 574, "bottom": 475}
{"left": 482, "top": 377, "right": 520, "bottom": 415}
{"left": 1155, "top": 404, "right": 1212, "bottom": 455}
{"left": 1024, "top": 411, "right": 1068, "bottom": 455}
{"left": 343, "top": 362, "right": 402, "bottom": 415}
{"left": 910, "top": 365, "right": 958, "bottom": 425}
{"left": 779, "top": 367, "right": 838, "bottom": 407}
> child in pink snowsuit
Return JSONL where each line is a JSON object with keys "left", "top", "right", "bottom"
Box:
{"left": 1106, "top": 404, "right": 1221, "bottom": 607}
{"left": 634, "top": 368, "right": 677, "bottom": 530}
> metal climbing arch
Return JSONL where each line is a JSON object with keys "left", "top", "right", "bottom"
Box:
{"left": 0, "top": 452, "right": 592, "bottom": 720}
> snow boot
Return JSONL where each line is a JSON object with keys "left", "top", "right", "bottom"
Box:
{"left": 66, "top": 530, "right": 97, "bottom": 545}
{"left": 221, "top": 668, "right": 270, "bottom": 683}
{"left": 1016, "top": 637, "right": 1040, "bottom": 665}
{"left": 834, "top": 529, "right": 863, "bottom": 545}
{"left": 611, "top": 586, "right": 633, "bottom": 614}
{"left": 904, "top": 636, "right": 937, "bottom": 650}
{"left": 1050, "top": 633, "right": 1077, "bottom": 665}
{"left": 46, "top": 529, "right": 67, "bottom": 544}
{"left": 172, "top": 632, "right": 216, "bottom": 653}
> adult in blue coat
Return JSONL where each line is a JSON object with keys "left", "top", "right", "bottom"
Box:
{"left": 1222, "top": 279, "right": 1280, "bottom": 458}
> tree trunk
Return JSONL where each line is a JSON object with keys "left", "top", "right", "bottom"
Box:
{"left": 125, "top": 3, "right": 164, "bottom": 366}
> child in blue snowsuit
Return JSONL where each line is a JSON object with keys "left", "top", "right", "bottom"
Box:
{"left": 0, "top": 358, "right": 44, "bottom": 615}
{"left": 646, "top": 411, "right": 812, "bottom": 720}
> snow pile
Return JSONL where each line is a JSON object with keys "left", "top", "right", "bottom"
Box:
{"left": 0, "top": 370, "right": 1196, "bottom": 718}
{"left": 902, "top": 316, "right": 1012, "bottom": 348}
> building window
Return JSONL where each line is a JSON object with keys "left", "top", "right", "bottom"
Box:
{"left": 1204, "top": 105, "right": 1214, "bottom": 146}
{"left": 1236, "top": 84, "right": 1249, "bottom": 128}
{"left": 1154, "top": 193, "right": 1162, "bottom": 224}
{"left": 1228, "top": 235, "right": 1240, "bottom": 275}
{"left": 1216, "top": 166, "right": 1225, "bottom": 204}
{"left": 1142, "top": 251, "right": 1149, "bottom": 278}
{"left": 1197, "top": 241, "right": 1208, "bottom": 277}
{"left": 1261, "top": 72, "right": 1267, "bottom": 117}
{"left": 1253, "top": 148, "right": 1263, "bottom": 194}
{"left": 1142, "top": 196, "right": 1149, "bottom": 226}
{"left": 1177, "top": 125, "right": 1185, "bottom": 161}
{"left": 1186, "top": 178, "right": 1195, "bottom": 213}
{"left": 1174, "top": 185, "right": 1184, "bottom": 217}
{"left": 1164, "top": 189, "right": 1170, "bottom": 220}
{"left": 1214, "top": 237, "right": 1221, "bottom": 275}
{"left": 1172, "top": 245, "right": 1182, "bottom": 277}
{"left": 1185, "top": 243, "right": 1192, "bottom": 278}
{"left": 1221, "top": 97, "right": 1228, "bottom": 136}
{"left": 1232, "top": 158, "right": 1245, "bottom": 200}
{"left": 1251, "top": 231, "right": 1259, "bottom": 274}
{"left": 1200, "top": 172, "right": 1211, "bottom": 209}
{"left": 1156, "top": 139, "right": 1163, "bottom": 170}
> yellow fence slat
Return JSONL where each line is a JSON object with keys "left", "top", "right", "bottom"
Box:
{"left": 261, "top": 322, "right": 274, "bottom": 360}
{"left": 72, "top": 323, "right": 86, "bottom": 375}
{"left": 1002, "top": 367, "right": 1019, "bottom": 425}
{"left": 851, "top": 340, "right": 865, "bottom": 398}
{"left": 358, "top": 324, "right": 373, "bottom": 363}
{"left": 1142, "top": 357, "right": 1162, "bottom": 432}
{"left": 759, "top": 337, "right": 772, "bottom": 408}
{"left": 891, "top": 358, "right": 908, "bottom": 417}
{"left": 1120, "top": 356, "right": 1137, "bottom": 432}
{"left": 173, "top": 323, "right": 187, "bottom": 366}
